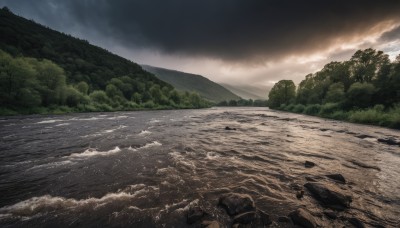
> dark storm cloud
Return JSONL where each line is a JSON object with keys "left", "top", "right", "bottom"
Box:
{"left": 3, "top": 0, "right": 400, "bottom": 62}
{"left": 379, "top": 25, "right": 400, "bottom": 42}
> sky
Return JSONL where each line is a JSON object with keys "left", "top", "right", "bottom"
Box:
{"left": 2, "top": 0, "right": 400, "bottom": 91}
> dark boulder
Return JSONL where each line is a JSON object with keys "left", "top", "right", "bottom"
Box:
{"left": 323, "top": 210, "right": 337, "bottom": 219}
{"left": 289, "top": 208, "right": 317, "bottom": 228}
{"left": 348, "top": 217, "right": 365, "bottom": 228}
{"left": 278, "top": 216, "right": 291, "bottom": 223}
{"left": 219, "top": 193, "right": 255, "bottom": 216}
{"left": 187, "top": 206, "right": 205, "bottom": 224}
{"left": 326, "top": 174, "right": 346, "bottom": 184}
{"left": 304, "top": 182, "right": 351, "bottom": 210}
{"left": 305, "top": 161, "right": 315, "bottom": 168}
{"left": 257, "top": 209, "right": 272, "bottom": 226}
{"left": 233, "top": 211, "right": 257, "bottom": 224}
{"left": 377, "top": 138, "right": 400, "bottom": 146}
{"left": 296, "top": 190, "right": 305, "bottom": 199}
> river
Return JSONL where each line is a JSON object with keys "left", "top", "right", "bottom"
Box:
{"left": 0, "top": 107, "right": 399, "bottom": 227}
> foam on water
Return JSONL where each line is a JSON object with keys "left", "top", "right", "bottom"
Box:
{"left": 67, "top": 147, "right": 121, "bottom": 158}
{"left": 138, "top": 130, "right": 152, "bottom": 136}
{"left": 0, "top": 187, "right": 153, "bottom": 218}
{"left": 141, "top": 141, "right": 162, "bottom": 149}
{"left": 36, "top": 119, "right": 64, "bottom": 124}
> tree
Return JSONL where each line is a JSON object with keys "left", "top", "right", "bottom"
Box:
{"left": 346, "top": 82, "right": 376, "bottom": 108}
{"left": 31, "top": 59, "right": 66, "bottom": 106}
{"left": 324, "top": 82, "right": 345, "bottom": 103}
{"left": 131, "top": 92, "right": 142, "bottom": 104}
{"left": 105, "top": 84, "right": 123, "bottom": 99}
{"left": 350, "top": 48, "right": 390, "bottom": 83}
{"left": 90, "top": 90, "right": 111, "bottom": 104}
{"left": 268, "top": 80, "right": 296, "bottom": 108}
{"left": 75, "top": 81, "right": 89, "bottom": 95}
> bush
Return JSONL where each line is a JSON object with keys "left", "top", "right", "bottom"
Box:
{"left": 0, "top": 107, "right": 18, "bottom": 116}
{"left": 284, "top": 103, "right": 295, "bottom": 111}
{"left": 304, "top": 104, "right": 321, "bottom": 115}
{"left": 328, "top": 111, "right": 349, "bottom": 120}
{"left": 278, "top": 103, "right": 286, "bottom": 110}
{"left": 319, "top": 103, "right": 342, "bottom": 117}
{"left": 143, "top": 100, "right": 155, "bottom": 109}
{"left": 293, "top": 104, "right": 305, "bottom": 113}
{"left": 348, "top": 109, "right": 385, "bottom": 125}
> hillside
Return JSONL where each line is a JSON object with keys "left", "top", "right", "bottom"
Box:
{"left": 0, "top": 7, "right": 168, "bottom": 89}
{"left": 0, "top": 7, "right": 210, "bottom": 114}
{"left": 221, "top": 83, "right": 267, "bottom": 100}
{"left": 142, "top": 65, "right": 240, "bottom": 102}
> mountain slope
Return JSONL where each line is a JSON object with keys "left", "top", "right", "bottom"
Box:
{"left": 0, "top": 7, "right": 210, "bottom": 114}
{"left": 0, "top": 7, "right": 169, "bottom": 90}
{"left": 142, "top": 65, "right": 241, "bottom": 102}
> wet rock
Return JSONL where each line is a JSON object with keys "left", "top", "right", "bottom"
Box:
{"left": 219, "top": 193, "right": 256, "bottom": 216}
{"left": 296, "top": 190, "right": 304, "bottom": 199}
{"left": 323, "top": 210, "right": 337, "bottom": 219}
{"left": 348, "top": 217, "right": 365, "bottom": 228}
{"left": 326, "top": 174, "right": 346, "bottom": 184}
{"left": 304, "top": 182, "right": 351, "bottom": 210}
{"left": 187, "top": 206, "right": 205, "bottom": 224}
{"left": 278, "top": 216, "right": 291, "bottom": 223}
{"left": 305, "top": 161, "right": 315, "bottom": 168}
{"left": 233, "top": 211, "right": 257, "bottom": 224}
{"left": 289, "top": 208, "right": 317, "bottom": 228}
{"left": 225, "top": 126, "right": 237, "bottom": 131}
{"left": 350, "top": 160, "right": 381, "bottom": 171}
{"left": 377, "top": 138, "right": 400, "bottom": 146}
{"left": 201, "top": 220, "right": 220, "bottom": 228}
{"left": 355, "top": 134, "right": 372, "bottom": 139}
{"left": 257, "top": 209, "right": 272, "bottom": 226}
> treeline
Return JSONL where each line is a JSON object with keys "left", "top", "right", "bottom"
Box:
{"left": 217, "top": 99, "right": 268, "bottom": 107}
{"left": 0, "top": 50, "right": 210, "bottom": 115}
{"left": 268, "top": 48, "right": 400, "bottom": 129}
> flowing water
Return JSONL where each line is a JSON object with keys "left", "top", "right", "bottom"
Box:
{"left": 0, "top": 107, "right": 399, "bottom": 227}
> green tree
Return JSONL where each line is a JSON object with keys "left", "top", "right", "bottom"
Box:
{"left": 105, "top": 84, "right": 123, "bottom": 99}
{"left": 346, "top": 82, "right": 376, "bottom": 108}
{"left": 31, "top": 59, "right": 66, "bottom": 106}
{"left": 268, "top": 80, "right": 296, "bottom": 108}
{"left": 90, "top": 90, "right": 111, "bottom": 104}
{"left": 131, "top": 92, "right": 142, "bottom": 104}
{"left": 325, "top": 82, "right": 345, "bottom": 103}
{"left": 75, "top": 81, "right": 89, "bottom": 95}
{"left": 350, "top": 48, "right": 390, "bottom": 83}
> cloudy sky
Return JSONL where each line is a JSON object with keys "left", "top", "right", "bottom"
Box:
{"left": 2, "top": 0, "right": 400, "bottom": 91}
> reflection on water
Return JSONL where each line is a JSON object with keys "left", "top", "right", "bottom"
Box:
{"left": 0, "top": 107, "right": 399, "bottom": 227}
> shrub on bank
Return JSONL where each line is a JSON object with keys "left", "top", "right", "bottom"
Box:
{"left": 303, "top": 104, "right": 321, "bottom": 115}
{"left": 293, "top": 104, "right": 305, "bottom": 113}
{"left": 319, "top": 103, "right": 342, "bottom": 117}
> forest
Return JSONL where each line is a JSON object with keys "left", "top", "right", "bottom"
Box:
{"left": 268, "top": 48, "right": 400, "bottom": 129}
{"left": 0, "top": 7, "right": 210, "bottom": 115}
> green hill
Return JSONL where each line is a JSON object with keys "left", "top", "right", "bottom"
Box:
{"left": 0, "top": 7, "right": 210, "bottom": 114}
{"left": 142, "top": 65, "right": 240, "bottom": 102}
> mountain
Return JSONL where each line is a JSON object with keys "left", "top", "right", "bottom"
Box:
{"left": 221, "top": 83, "right": 268, "bottom": 100}
{"left": 142, "top": 65, "right": 241, "bottom": 102}
{"left": 0, "top": 7, "right": 210, "bottom": 114}
{"left": 0, "top": 7, "right": 168, "bottom": 89}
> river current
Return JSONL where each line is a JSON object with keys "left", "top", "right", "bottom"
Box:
{"left": 0, "top": 107, "right": 399, "bottom": 227}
